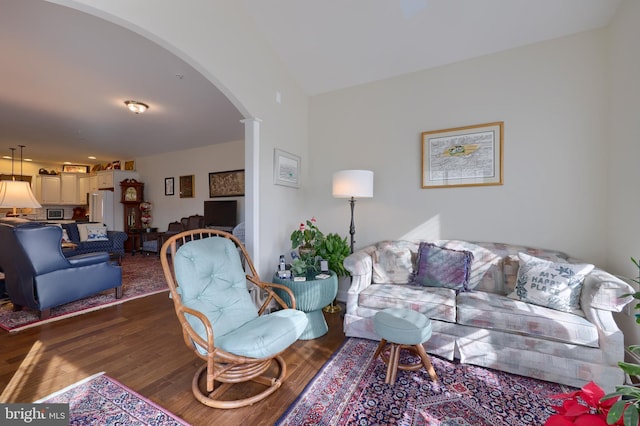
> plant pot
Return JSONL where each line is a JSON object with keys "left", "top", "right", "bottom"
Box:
{"left": 298, "top": 247, "right": 315, "bottom": 257}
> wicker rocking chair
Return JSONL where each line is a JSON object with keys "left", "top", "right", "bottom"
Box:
{"left": 160, "top": 229, "right": 308, "bottom": 409}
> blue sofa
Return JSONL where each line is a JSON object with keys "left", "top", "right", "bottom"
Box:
{"left": 0, "top": 220, "right": 122, "bottom": 319}
{"left": 61, "top": 222, "right": 128, "bottom": 257}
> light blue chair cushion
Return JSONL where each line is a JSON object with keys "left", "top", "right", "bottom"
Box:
{"left": 374, "top": 308, "right": 432, "bottom": 345}
{"left": 174, "top": 236, "right": 307, "bottom": 358}
{"left": 216, "top": 309, "right": 308, "bottom": 359}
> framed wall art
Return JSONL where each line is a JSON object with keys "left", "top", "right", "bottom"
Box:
{"left": 62, "top": 164, "right": 89, "bottom": 173}
{"left": 273, "top": 149, "right": 300, "bottom": 188}
{"left": 179, "top": 175, "right": 194, "bottom": 198}
{"left": 209, "top": 169, "right": 245, "bottom": 198}
{"left": 164, "top": 177, "right": 174, "bottom": 196}
{"left": 421, "top": 122, "right": 503, "bottom": 189}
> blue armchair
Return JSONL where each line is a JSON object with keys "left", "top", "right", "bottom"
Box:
{"left": 0, "top": 221, "right": 122, "bottom": 320}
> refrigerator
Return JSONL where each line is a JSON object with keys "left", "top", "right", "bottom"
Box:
{"left": 89, "top": 191, "right": 117, "bottom": 230}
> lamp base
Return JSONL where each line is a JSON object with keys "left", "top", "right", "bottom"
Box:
{"left": 323, "top": 301, "right": 342, "bottom": 314}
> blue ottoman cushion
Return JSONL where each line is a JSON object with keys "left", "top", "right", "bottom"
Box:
{"left": 374, "top": 308, "right": 432, "bottom": 345}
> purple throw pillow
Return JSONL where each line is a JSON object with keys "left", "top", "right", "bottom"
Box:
{"left": 410, "top": 242, "right": 474, "bottom": 291}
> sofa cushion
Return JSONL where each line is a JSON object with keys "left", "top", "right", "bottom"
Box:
{"left": 457, "top": 292, "right": 599, "bottom": 348}
{"left": 410, "top": 242, "right": 473, "bottom": 291}
{"left": 436, "top": 241, "right": 503, "bottom": 292}
{"left": 85, "top": 224, "right": 109, "bottom": 242}
{"left": 77, "top": 223, "right": 109, "bottom": 242}
{"left": 371, "top": 240, "right": 417, "bottom": 284}
{"left": 503, "top": 248, "right": 571, "bottom": 293}
{"left": 358, "top": 284, "right": 456, "bottom": 322}
{"left": 508, "top": 253, "right": 594, "bottom": 313}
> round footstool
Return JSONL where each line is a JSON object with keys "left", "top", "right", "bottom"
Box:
{"left": 373, "top": 308, "right": 439, "bottom": 385}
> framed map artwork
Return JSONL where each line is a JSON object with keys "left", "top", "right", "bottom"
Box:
{"left": 421, "top": 122, "right": 503, "bottom": 189}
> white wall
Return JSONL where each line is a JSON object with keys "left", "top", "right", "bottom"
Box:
{"left": 607, "top": 0, "right": 640, "bottom": 280}
{"left": 134, "top": 140, "right": 245, "bottom": 230}
{"left": 55, "top": 0, "right": 310, "bottom": 276}
{"left": 309, "top": 30, "right": 611, "bottom": 267}
{"left": 607, "top": 0, "right": 640, "bottom": 349}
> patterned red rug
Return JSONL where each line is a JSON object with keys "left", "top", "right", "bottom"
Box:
{"left": 35, "top": 372, "right": 189, "bottom": 425}
{"left": 0, "top": 255, "right": 166, "bottom": 333}
{"left": 276, "top": 338, "right": 575, "bottom": 425}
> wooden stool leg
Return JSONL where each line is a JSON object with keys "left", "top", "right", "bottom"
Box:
{"left": 387, "top": 344, "right": 401, "bottom": 385}
{"left": 415, "top": 344, "right": 438, "bottom": 382}
{"left": 373, "top": 339, "right": 387, "bottom": 360}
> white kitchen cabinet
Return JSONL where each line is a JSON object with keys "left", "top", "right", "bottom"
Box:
{"left": 96, "top": 171, "right": 113, "bottom": 189}
{"left": 89, "top": 175, "right": 98, "bottom": 192}
{"left": 78, "top": 174, "right": 98, "bottom": 204}
{"left": 96, "top": 170, "right": 138, "bottom": 190}
{"left": 60, "top": 173, "right": 78, "bottom": 204}
{"left": 78, "top": 175, "right": 91, "bottom": 204}
{"left": 36, "top": 175, "right": 61, "bottom": 204}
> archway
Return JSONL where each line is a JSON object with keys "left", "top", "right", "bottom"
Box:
{"left": 45, "top": 0, "right": 261, "bottom": 265}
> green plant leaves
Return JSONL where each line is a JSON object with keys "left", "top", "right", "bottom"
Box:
{"left": 316, "top": 233, "right": 350, "bottom": 277}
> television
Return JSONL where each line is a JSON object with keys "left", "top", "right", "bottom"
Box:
{"left": 204, "top": 200, "right": 238, "bottom": 228}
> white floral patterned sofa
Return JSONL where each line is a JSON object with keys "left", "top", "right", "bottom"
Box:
{"left": 343, "top": 240, "right": 634, "bottom": 391}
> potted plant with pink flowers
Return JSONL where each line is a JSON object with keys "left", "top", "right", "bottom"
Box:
{"left": 290, "top": 218, "right": 323, "bottom": 277}
{"left": 291, "top": 217, "right": 323, "bottom": 254}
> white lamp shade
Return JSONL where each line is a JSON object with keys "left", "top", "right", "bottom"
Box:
{"left": 0, "top": 180, "right": 42, "bottom": 209}
{"left": 332, "top": 170, "right": 374, "bottom": 198}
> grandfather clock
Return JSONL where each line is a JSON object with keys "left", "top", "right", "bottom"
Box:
{"left": 120, "top": 179, "right": 144, "bottom": 253}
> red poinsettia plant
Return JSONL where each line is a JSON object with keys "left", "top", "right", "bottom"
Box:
{"left": 545, "top": 381, "right": 631, "bottom": 426}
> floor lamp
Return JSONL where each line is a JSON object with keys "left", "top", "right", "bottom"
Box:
{"left": 332, "top": 170, "right": 374, "bottom": 253}
{"left": 324, "top": 170, "right": 374, "bottom": 314}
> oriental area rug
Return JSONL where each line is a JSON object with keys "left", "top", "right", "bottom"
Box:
{"left": 35, "top": 372, "right": 189, "bottom": 425}
{"left": 0, "top": 255, "right": 166, "bottom": 333}
{"left": 276, "top": 338, "right": 574, "bottom": 425}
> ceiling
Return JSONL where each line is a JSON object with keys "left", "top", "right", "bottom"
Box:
{"left": 0, "top": 0, "right": 621, "bottom": 167}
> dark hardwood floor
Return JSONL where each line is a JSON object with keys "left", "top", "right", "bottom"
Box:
{"left": 0, "top": 289, "right": 347, "bottom": 425}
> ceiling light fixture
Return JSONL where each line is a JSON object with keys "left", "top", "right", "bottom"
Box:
{"left": 124, "top": 100, "right": 149, "bottom": 114}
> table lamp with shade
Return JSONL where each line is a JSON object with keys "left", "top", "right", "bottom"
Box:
{"left": 0, "top": 146, "right": 42, "bottom": 216}
{"left": 332, "top": 169, "right": 374, "bottom": 253}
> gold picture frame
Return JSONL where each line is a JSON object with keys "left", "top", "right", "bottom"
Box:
{"left": 422, "top": 122, "right": 503, "bottom": 189}
{"left": 62, "top": 164, "right": 89, "bottom": 173}
{"left": 179, "top": 175, "right": 194, "bottom": 198}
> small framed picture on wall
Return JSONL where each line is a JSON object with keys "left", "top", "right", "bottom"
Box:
{"left": 165, "top": 177, "right": 174, "bottom": 196}
{"left": 273, "top": 149, "right": 300, "bottom": 188}
{"left": 179, "top": 175, "right": 194, "bottom": 198}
